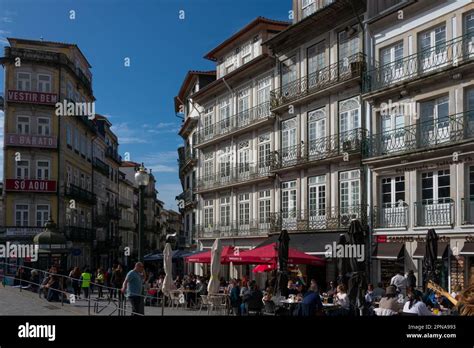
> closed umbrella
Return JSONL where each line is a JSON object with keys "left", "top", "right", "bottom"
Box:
{"left": 423, "top": 228, "right": 439, "bottom": 289}
{"left": 346, "top": 219, "right": 368, "bottom": 316}
{"left": 161, "top": 242, "right": 173, "bottom": 315}
{"left": 275, "top": 230, "right": 290, "bottom": 298}
{"left": 207, "top": 239, "right": 222, "bottom": 295}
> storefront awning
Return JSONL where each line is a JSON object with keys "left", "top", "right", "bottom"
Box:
{"left": 459, "top": 243, "right": 474, "bottom": 255}
{"left": 255, "top": 232, "right": 342, "bottom": 255}
{"left": 372, "top": 243, "right": 404, "bottom": 260}
{"left": 413, "top": 242, "right": 449, "bottom": 259}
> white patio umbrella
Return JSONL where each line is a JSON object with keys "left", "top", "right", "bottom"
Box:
{"left": 207, "top": 238, "right": 222, "bottom": 295}
{"left": 161, "top": 242, "right": 173, "bottom": 314}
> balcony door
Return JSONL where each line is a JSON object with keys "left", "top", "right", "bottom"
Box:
{"left": 238, "top": 193, "right": 250, "bottom": 233}
{"left": 308, "top": 108, "right": 327, "bottom": 159}
{"left": 467, "top": 166, "right": 474, "bottom": 224}
{"left": 381, "top": 112, "right": 405, "bottom": 154}
{"left": 281, "top": 118, "right": 297, "bottom": 164}
{"left": 281, "top": 180, "right": 297, "bottom": 230}
{"left": 281, "top": 56, "right": 297, "bottom": 97}
{"left": 220, "top": 196, "right": 231, "bottom": 234}
{"left": 238, "top": 140, "right": 250, "bottom": 179}
{"left": 219, "top": 148, "right": 231, "bottom": 185}
{"left": 380, "top": 41, "right": 404, "bottom": 86}
{"left": 307, "top": 41, "right": 327, "bottom": 89}
{"left": 339, "top": 170, "right": 360, "bottom": 225}
{"left": 237, "top": 88, "right": 250, "bottom": 126}
{"left": 258, "top": 133, "right": 271, "bottom": 174}
{"left": 339, "top": 97, "right": 361, "bottom": 151}
{"left": 420, "top": 169, "right": 451, "bottom": 226}
{"left": 380, "top": 176, "right": 406, "bottom": 228}
{"left": 308, "top": 175, "right": 326, "bottom": 229}
{"left": 467, "top": 88, "right": 474, "bottom": 137}
{"left": 464, "top": 11, "right": 474, "bottom": 57}
{"left": 419, "top": 96, "right": 450, "bottom": 146}
{"left": 338, "top": 26, "right": 360, "bottom": 76}
{"left": 219, "top": 98, "right": 232, "bottom": 133}
{"left": 203, "top": 108, "right": 214, "bottom": 141}
{"left": 418, "top": 25, "right": 447, "bottom": 73}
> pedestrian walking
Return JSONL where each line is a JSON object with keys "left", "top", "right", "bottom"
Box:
{"left": 121, "top": 262, "right": 145, "bottom": 316}
{"left": 96, "top": 268, "right": 105, "bottom": 298}
{"left": 80, "top": 268, "right": 92, "bottom": 299}
{"left": 69, "top": 267, "right": 81, "bottom": 298}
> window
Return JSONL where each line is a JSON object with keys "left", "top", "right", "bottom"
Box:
{"left": 339, "top": 97, "right": 361, "bottom": 147}
{"left": 380, "top": 41, "right": 404, "bottom": 83}
{"left": 238, "top": 140, "right": 250, "bottom": 174}
{"left": 37, "top": 161, "right": 50, "bottom": 180}
{"left": 281, "top": 180, "right": 297, "bottom": 216}
{"left": 16, "top": 160, "right": 29, "bottom": 179}
{"left": 66, "top": 124, "right": 72, "bottom": 146}
{"left": 302, "top": 0, "right": 316, "bottom": 18}
{"left": 258, "top": 133, "right": 271, "bottom": 170}
{"left": 421, "top": 170, "right": 450, "bottom": 204}
{"left": 466, "top": 11, "right": 474, "bottom": 36}
{"left": 17, "top": 72, "right": 31, "bottom": 91}
{"left": 203, "top": 153, "right": 214, "bottom": 180}
{"left": 37, "top": 74, "right": 51, "bottom": 93}
{"left": 36, "top": 205, "right": 50, "bottom": 227}
{"left": 204, "top": 200, "right": 214, "bottom": 228}
{"left": 308, "top": 41, "right": 326, "bottom": 75}
{"left": 66, "top": 165, "right": 72, "bottom": 185}
{"left": 469, "top": 166, "right": 474, "bottom": 200}
{"left": 281, "top": 118, "right": 297, "bottom": 150}
{"left": 80, "top": 134, "right": 86, "bottom": 156}
{"left": 339, "top": 170, "right": 360, "bottom": 213}
{"left": 338, "top": 26, "right": 360, "bottom": 60}
{"left": 420, "top": 96, "right": 449, "bottom": 145}
{"left": 81, "top": 173, "right": 85, "bottom": 189}
{"left": 220, "top": 196, "right": 231, "bottom": 227}
{"left": 308, "top": 175, "right": 326, "bottom": 217}
{"left": 308, "top": 108, "right": 326, "bottom": 154}
{"left": 219, "top": 147, "right": 231, "bottom": 179}
{"left": 281, "top": 56, "right": 297, "bottom": 92}
{"left": 67, "top": 81, "right": 75, "bottom": 101}
{"left": 74, "top": 129, "right": 79, "bottom": 151}
{"left": 238, "top": 193, "right": 250, "bottom": 226}
{"left": 15, "top": 204, "right": 29, "bottom": 226}
{"left": 241, "top": 42, "right": 252, "bottom": 64}
{"left": 259, "top": 190, "right": 271, "bottom": 224}
{"left": 237, "top": 88, "right": 250, "bottom": 123}
{"left": 418, "top": 25, "right": 447, "bottom": 72}
{"left": 37, "top": 118, "right": 50, "bottom": 136}
{"left": 74, "top": 168, "right": 79, "bottom": 186}
{"left": 17, "top": 116, "right": 30, "bottom": 135}
{"left": 225, "top": 55, "right": 235, "bottom": 74}
{"left": 219, "top": 98, "right": 231, "bottom": 130}
{"left": 381, "top": 176, "right": 405, "bottom": 206}
{"left": 257, "top": 75, "right": 271, "bottom": 105}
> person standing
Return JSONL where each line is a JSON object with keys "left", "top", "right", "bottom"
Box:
{"left": 406, "top": 270, "right": 417, "bottom": 289}
{"left": 80, "top": 268, "right": 92, "bottom": 299}
{"left": 70, "top": 267, "right": 82, "bottom": 298}
{"left": 96, "top": 268, "right": 105, "bottom": 298}
{"left": 121, "top": 262, "right": 145, "bottom": 316}
{"left": 111, "top": 264, "right": 125, "bottom": 301}
{"left": 230, "top": 279, "right": 242, "bottom": 316}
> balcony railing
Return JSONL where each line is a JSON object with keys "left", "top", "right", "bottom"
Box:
{"left": 183, "top": 189, "right": 197, "bottom": 205}
{"left": 271, "top": 53, "right": 366, "bottom": 110}
{"left": 119, "top": 220, "right": 136, "bottom": 230}
{"left": 196, "top": 219, "right": 272, "bottom": 239}
{"left": 365, "top": 111, "right": 474, "bottom": 158}
{"left": 119, "top": 196, "right": 132, "bottom": 208}
{"left": 461, "top": 198, "right": 474, "bottom": 225}
{"left": 195, "top": 102, "right": 272, "bottom": 146}
{"left": 65, "top": 226, "right": 94, "bottom": 242}
{"left": 65, "top": 184, "right": 97, "bottom": 204}
{"left": 270, "top": 205, "right": 367, "bottom": 232}
{"left": 179, "top": 147, "right": 196, "bottom": 170}
{"left": 105, "top": 146, "right": 122, "bottom": 164}
{"left": 373, "top": 203, "right": 408, "bottom": 228}
{"left": 93, "top": 157, "right": 109, "bottom": 175}
{"left": 363, "top": 33, "right": 474, "bottom": 93}
{"left": 272, "top": 128, "right": 367, "bottom": 170}
{"left": 196, "top": 163, "right": 273, "bottom": 191}
{"left": 414, "top": 199, "right": 454, "bottom": 227}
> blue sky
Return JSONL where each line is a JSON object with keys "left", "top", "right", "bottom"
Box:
{"left": 0, "top": 0, "right": 291, "bottom": 209}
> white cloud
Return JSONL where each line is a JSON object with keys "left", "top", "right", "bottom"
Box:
{"left": 138, "top": 151, "right": 178, "bottom": 174}
{"left": 156, "top": 183, "right": 183, "bottom": 210}
{"left": 111, "top": 122, "right": 151, "bottom": 144}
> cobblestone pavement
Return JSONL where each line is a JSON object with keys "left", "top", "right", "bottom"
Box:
{"left": 0, "top": 286, "right": 217, "bottom": 316}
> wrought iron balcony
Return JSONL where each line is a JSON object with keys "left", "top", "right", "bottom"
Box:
{"left": 93, "top": 157, "right": 109, "bottom": 176}
{"left": 461, "top": 198, "right": 474, "bottom": 225}
{"left": 105, "top": 146, "right": 122, "bottom": 164}
{"left": 119, "top": 219, "right": 136, "bottom": 230}
{"left": 363, "top": 33, "right": 474, "bottom": 94}
{"left": 365, "top": 111, "right": 474, "bottom": 158}
{"left": 270, "top": 205, "right": 367, "bottom": 232}
{"left": 65, "top": 226, "right": 94, "bottom": 242}
{"left": 106, "top": 205, "right": 120, "bottom": 219}
{"left": 373, "top": 203, "right": 408, "bottom": 229}
{"left": 270, "top": 53, "right": 366, "bottom": 110}
{"left": 196, "top": 163, "right": 273, "bottom": 192}
{"left": 179, "top": 147, "right": 196, "bottom": 172}
{"left": 271, "top": 128, "right": 367, "bottom": 170}
{"left": 65, "top": 184, "right": 97, "bottom": 204}
{"left": 414, "top": 199, "right": 454, "bottom": 227}
{"left": 195, "top": 102, "right": 272, "bottom": 146}
{"left": 119, "top": 196, "right": 132, "bottom": 208}
{"left": 196, "top": 219, "right": 273, "bottom": 239}
{"left": 183, "top": 189, "right": 197, "bottom": 206}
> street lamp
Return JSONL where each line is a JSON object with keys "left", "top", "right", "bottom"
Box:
{"left": 135, "top": 163, "right": 150, "bottom": 263}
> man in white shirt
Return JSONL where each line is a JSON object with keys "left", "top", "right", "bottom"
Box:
{"left": 390, "top": 271, "right": 407, "bottom": 296}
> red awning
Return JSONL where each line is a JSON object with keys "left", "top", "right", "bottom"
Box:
{"left": 228, "top": 242, "right": 325, "bottom": 266}
{"left": 185, "top": 245, "right": 236, "bottom": 264}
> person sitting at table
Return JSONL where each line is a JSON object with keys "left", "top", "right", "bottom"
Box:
{"left": 403, "top": 288, "right": 433, "bottom": 316}
{"left": 230, "top": 279, "right": 242, "bottom": 316}
{"left": 431, "top": 292, "right": 453, "bottom": 311}
{"left": 295, "top": 282, "right": 306, "bottom": 302}
{"left": 372, "top": 282, "right": 385, "bottom": 300}
{"left": 295, "top": 280, "right": 323, "bottom": 316}
{"left": 242, "top": 280, "right": 263, "bottom": 315}
{"left": 365, "top": 283, "right": 376, "bottom": 305}
{"left": 287, "top": 280, "right": 298, "bottom": 296}
{"left": 332, "top": 284, "right": 350, "bottom": 316}
{"left": 375, "top": 286, "right": 402, "bottom": 316}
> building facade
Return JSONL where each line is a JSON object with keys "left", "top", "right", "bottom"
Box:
{"left": 364, "top": 0, "right": 474, "bottom": 290}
